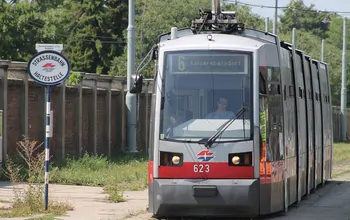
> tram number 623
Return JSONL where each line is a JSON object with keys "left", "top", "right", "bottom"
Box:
{"left": 193, "top": 164, "right": 210, "bottom": 173}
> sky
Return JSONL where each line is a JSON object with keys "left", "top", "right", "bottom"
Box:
{"left": 230, "top": 0, "right": 350, "bottom": 19}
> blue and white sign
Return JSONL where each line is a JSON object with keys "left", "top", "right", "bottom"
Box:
{"left": 27, "top": 50, "right": 71, "bottom": 86}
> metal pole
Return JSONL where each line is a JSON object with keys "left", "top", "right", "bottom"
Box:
{"left": 265, "top": 17, "right": 270, "bottom": 32}
{"left": 321, "top": 39, "right": 325, "bottom": 62}
{"left": 44, "top": 85, "right": 51, "bottom": 210}
{"left": 273, "top": 0, "right": 278, "bottom": 34}
{"left": 341, "top": 17, "right": 347, "bottom": 142}
{"left": 78, "top": 82, "right": 83, "bottom": 156}
{"left": 107, "top": 83, "right": 112, "bottom": 157}
{"left": 212, "top": 0, "right": 221, "bottom": 16}
{"left": 126, "top": 0, "right": 137, "bottom": 152}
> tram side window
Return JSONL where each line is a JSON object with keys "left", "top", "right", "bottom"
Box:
{"left": 259, "top": 71, "right": 268, "bottom": 162}
{"left": 299, "top": 87, "right": 303, "bottom": 99}
{"left": 259, "top": 67, "right": 283, "bottom": 161}
{"left": 266, "top": 67, "right": 283, "bottom": 161}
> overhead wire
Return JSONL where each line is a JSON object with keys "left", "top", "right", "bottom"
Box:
{"left": 224, "top": 0, "right": 350, "bottom": 14}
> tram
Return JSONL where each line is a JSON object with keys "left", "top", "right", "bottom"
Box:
{"left": 130, "top": 0, "right": 333, "bottom": 218}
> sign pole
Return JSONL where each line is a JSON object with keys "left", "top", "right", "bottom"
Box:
{"left": 44, "top": 85, "right": 51, "bottom": 210}
{"left": 28, "top": 43, "right": 70, "bottom": 211}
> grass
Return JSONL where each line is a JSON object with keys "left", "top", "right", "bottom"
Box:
{"left": 26, "top": 214, "right": 57, "bottom": 220}
{"left": 0, "top": 199, "right": 11, "bottom": 203}
{"left": 49, "top": 152, "right": 148, "bottom": 202}
{"left": 332, "top": 142, "right": 350, "bottom": 177}
{"left": 50, "top": 152, "right": 148, "bottom": 190}
{"left": 333, "top": 142, "right": 350, "bottom": 164}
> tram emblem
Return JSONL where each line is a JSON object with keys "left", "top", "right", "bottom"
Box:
{"left": 197, "top": 150, "right": 215, "bottom": 162}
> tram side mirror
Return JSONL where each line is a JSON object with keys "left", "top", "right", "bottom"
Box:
{"left": 151, "top": 48, "right": 158, "bottom": 60}
{"left": 161, "top": 97, "right": 164, "bottom": 110}
{"left": 259, "top": 72, "right": 267, "bottom": 95}
{"left": 130, "top": 74, "right": 144, "bottom": 94}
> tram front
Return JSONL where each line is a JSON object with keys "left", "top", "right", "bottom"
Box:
{"left": 131, "top": 34, "right": 260, "bottom": 218}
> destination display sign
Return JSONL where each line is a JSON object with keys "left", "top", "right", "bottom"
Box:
{"left": 170, "top": 53, "right": 247, "bottom": 74}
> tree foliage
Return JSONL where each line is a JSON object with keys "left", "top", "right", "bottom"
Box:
{"left": 279, "top": 0, "right": 330, "bottom": 38}
{"left": 0, "top": 0, "right": 349, "bottom": 105}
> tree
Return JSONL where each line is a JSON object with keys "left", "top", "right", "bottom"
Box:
{"left": 59, "top": 0, "right": 111, "bottom": 74}
{"left": 0, "top": 1, "right": 50, "bottom": 61}
{"left": 109, "top": 0, "right": 211, "bottom": 77}
{"left": 109, "top": 0, "right": 266, "bottom": 77}
{"left": 55, "top": 0, "right": 125, "bottom": 74}
{"left": 326, "top": 15, "right": 350, "bottom": 50}
{"left": 279, "top": 0, "right": 330, "bottom": 39}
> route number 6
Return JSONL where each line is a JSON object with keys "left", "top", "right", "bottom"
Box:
{"left": 193, "top": 164, "right": 210, "bottom": 173}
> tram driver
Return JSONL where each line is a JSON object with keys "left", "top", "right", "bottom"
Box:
{"left": 205, "top": 97, "right": 235, "bottom": 119}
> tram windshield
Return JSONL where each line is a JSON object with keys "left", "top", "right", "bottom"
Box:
{"left": 160, "top": 50, "right": 253, "bottom": 142}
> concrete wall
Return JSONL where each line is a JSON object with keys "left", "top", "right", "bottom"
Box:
{"left": 0, "top": 60, "right": 152, "bottom": 160}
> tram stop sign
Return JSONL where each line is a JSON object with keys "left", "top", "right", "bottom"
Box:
{"left": 27, "top": 50, "right": 71, "bottom": 86}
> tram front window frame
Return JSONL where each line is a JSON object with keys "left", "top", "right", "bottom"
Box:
{"left": 159, "top": 49, "right": 254, "bottom": 143}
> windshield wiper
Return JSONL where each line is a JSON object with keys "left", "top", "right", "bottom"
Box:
{"left": 198, "top": 105, "right": 248, "bottom": 149}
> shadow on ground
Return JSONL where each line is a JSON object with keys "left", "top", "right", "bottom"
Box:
{"left": 0, "top": 181, "right": 13, "bottom": 189}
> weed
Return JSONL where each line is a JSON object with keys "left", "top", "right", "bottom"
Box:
{"left": 0, "top": 136, "right": 73, "bottom": 218}
{"left": 103, "top": 184, "right": 126, "bottom": 203}
{"left": 119, "top": 209, "right": 148, "bottom": 219}
{"left": 26, "top": 214, "right": 57, "bottom": 220}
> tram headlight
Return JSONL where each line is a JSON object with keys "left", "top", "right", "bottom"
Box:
{"left": 160, "top": 151, "right": 183, "bottom": 166}
{"left": 232, "top": 156, "right": 240, "bottom": 165}
{"left": 228, "top": 152, "right": 252, "bottom": 166}
{"left": 172, "top": 156, "right": 180, "bottom": 164}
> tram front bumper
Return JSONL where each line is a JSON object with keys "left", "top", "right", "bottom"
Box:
{"left": 150, "top": 179, "right": 259, "bottom": 218}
